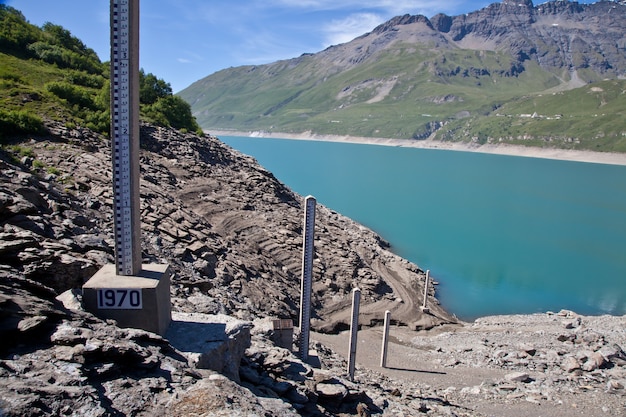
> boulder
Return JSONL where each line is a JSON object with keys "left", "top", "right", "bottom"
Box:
{"left": 560, "top": 356, "right": 581, "bottom": 373}
{"left": 166, "top": 312, "right": 252, "bottom": 382}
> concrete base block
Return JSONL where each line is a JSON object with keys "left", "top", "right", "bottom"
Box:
{"left": 83, "top": 263, "right": 171, "bottom": 336}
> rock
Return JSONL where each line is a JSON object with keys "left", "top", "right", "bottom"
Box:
{"left": 606, "top": 379, "right": 626, "bottom": 393}
{"left": 505, "top": 372, "right": 531, "bottom": 383}
{"left": 519, "top": 343, "right": 537, "bottom": 356}
{"left": 285, "top": 387, "right": 310, "bottom": 405}
{"left": 167, "top": 377, "right": 300, "bottom": 417}
{"left": 2, "top": 121, "right": 626, "bottom": 416}
{"left": 461, "top": 385, "right": 482, "bottom": 395}
{"left": 166, "top": 312, "right": 252, "bottom": 382}
{"left": 356, "top": 402, "right": 372, "bottom": 416}
{"left": 599, "top": 344, "right": 626, "bottom": 366}
{"left": 557, "top": 333, "right": 576, "bottom": 343}
{"left": 316, "top": 381, "right": 348, "bottom": 400}
{"left": 582, "top": 351, "right": 606, "bottom": 371}
{"left": 561, "top": 356, "right": 581, "bottom": 373}
{"left": 186, "top": 240, "right": 209, "bottom": 255}
{"left": 239, "top": 364, "right": 261, "bottom": 384}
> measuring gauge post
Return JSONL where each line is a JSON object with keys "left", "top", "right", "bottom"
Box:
{"left": 299, "top": 195, "right": 316, "bottom": 361}
{"left": 82, "top": 0, "right": 172, "bottom": 337}
{"left": 110, "top": 0, "right": 141, "bottom": 276}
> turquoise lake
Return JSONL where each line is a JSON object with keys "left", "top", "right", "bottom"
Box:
{"left": 221, "top": 136, "right": 626, "bottom": 320}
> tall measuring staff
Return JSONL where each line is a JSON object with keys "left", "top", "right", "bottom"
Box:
{"left": 299, "top": 196, "right": 316, "bottom": 361}
{"left": 111, "top": 0, "right": 141, "bottom": 276}
{"left": 83, "top": 0, "right": 171, "bottom": 336}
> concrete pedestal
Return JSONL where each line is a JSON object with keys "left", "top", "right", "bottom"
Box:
{"left": 83, "top": 263, "right": 171, "bottom": 335}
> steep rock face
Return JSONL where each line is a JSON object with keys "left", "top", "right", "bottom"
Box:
{"left": 437, "top": 0, "right": 626, "bottom": 77}
{"left": 313, "top": 0, "right": 626, "bottom": 79}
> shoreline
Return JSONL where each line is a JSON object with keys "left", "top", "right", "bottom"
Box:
{"left": 209, "top": 129, "right": 626, "bottom": 167}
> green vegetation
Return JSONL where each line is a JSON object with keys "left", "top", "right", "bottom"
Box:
{"left": 180, "top": 38, "right": 626, "bottom": 153}
{"left": 6, "top": 144, "right": 35, "bottom": 158}
{"left": 0, "top": 5, "right": 201, "bottom": 145}
{"left": 0, "top": 109, "right": 45, "bottom": 137}
{"left": 436, "top": 80, "right": 626, "bottom": 152}
{"left": 139, "top": 69, "right": 200, "bottom": 132}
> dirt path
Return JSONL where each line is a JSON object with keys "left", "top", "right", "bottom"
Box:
{"left": 312, "top": 313, "right": 626, "bottom": 417}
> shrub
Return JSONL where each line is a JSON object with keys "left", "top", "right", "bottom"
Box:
{"left": 140, "top": 69, "right": 172, "bottom": 105}
{"left": 46, "top": 166, "right": 61, "bottom": 175}
{"left": 142, "top": 95, "right": 200, "bottom": 131}
{"left": 45, "top": 81, "right": 96, "bottom": 109}
{"left": 65, "top": 70, "right": 105, "bottom": 89}
{"left": 0, "top": 110, "right": 45, "bottom": 142}
{"left": 28, "top": 41, "right": 102, "bottom": 74}
{"left": 7, "top": 144, "right": 35, "bottom": 158}
{"left": 0, "top": 6, "right": 41, "bottom": 53}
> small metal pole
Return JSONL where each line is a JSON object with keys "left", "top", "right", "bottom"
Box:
{"left": 348, "top": 287, "right": 361, "bottom": 381}
{"left": 380, "top": 310, "right": 391, "bottom": 368}
{"left": 421, "top": 269, "right": 430, "bottom": 312}
{"left": 299, "top": 196, "right": 316, "bottom": 362}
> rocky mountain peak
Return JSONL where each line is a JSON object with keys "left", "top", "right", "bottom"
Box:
{"left": 371, "top": 13, "right": 433, "bottom": 34}
{"left": 342, "top": 0, "right": 626, "bottom": 79}
{"left": 501, "top": 0, "right": 534, "bottom": 7}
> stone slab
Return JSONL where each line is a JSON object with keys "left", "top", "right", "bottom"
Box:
{"left": 166, "top": 312, "right": 252, "bottom": 381}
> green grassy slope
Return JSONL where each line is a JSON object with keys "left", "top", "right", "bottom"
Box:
{"left": 0, "top": 49, "right": 110, "bottom": 134}
{"left": 180, "top": 26, "right": 626, "bottom": 153}
{"left": 182, "top": 45, "right": 566, "bottom": 139}
{"left": 436, "top": 79, "right": 626, "bottom": 152}
{"left": 0, "top": 5, "right": 200, "bottom": 143}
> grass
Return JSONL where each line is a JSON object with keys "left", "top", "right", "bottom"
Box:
{"left": 181, "top": 40, "right": 626, "bottom": 153}
{"left": 436, "top": 79, "right": 626, "bottom": 152}
{"left": 0, "top": 51, "right": 107, "bottom": 135}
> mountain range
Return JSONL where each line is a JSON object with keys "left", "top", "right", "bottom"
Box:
{"left": 179, "top": 0, "right": 626, "bottom": 153}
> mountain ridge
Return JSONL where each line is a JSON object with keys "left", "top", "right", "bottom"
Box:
{"left": 180, "top": 0, "right": 626, "bottom": 153}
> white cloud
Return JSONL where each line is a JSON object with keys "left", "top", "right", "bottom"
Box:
{"left": 268, "top": 0, "right": 468, "bottom": 16}
{"left": 322, "top": 12, "right": 383, "bottom": 47}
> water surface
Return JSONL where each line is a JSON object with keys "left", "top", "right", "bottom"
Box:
{"left": 222, "top": 136, "right": 626, "bottom": 320}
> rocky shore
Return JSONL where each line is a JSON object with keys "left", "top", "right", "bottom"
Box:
{"left": 210, "top": 129, "right": 626, "bottom": 167}
{"left": 1, "top": 123, "right": 625, "bottom": 416}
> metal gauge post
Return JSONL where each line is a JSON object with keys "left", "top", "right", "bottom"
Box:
{"left": 299, "top": 195, "right": 316, "bottom": 361}
{"left": 111, "top": 0, "right": 141, "bottom": 276}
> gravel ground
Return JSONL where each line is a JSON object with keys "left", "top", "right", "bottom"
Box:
{"left": 313, "top": 310, "right": 626, "bottom": 417}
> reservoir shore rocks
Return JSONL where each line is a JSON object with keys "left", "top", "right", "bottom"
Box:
{"left": 1, "top": 122, "right": 625, "bottom": 416}
{"left": 210, "top": 129, "right": 626, "bottom": 167}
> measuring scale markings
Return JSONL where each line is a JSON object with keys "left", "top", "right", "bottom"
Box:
{"left": 299, "top": 195, "right": 316, "bottom": 361}
{"left": 111, "top": 0, "right": 140, "bottom": 276}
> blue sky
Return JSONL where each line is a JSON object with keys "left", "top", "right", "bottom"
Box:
{"left": 5, "top": 0, "right": 596, "bottom": 92}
